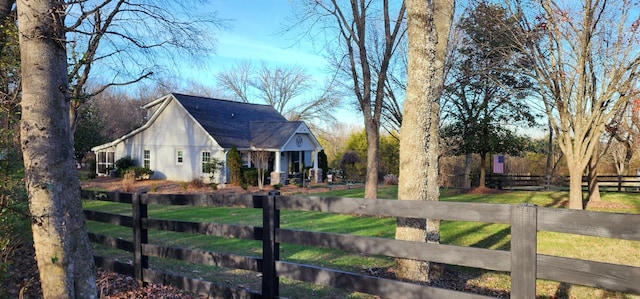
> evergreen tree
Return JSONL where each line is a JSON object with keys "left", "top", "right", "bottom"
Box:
{"left": 227, "top": 146, "right": 242, "bottom": 185}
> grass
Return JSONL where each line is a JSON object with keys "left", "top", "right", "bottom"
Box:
{"left": 83, "top": 186, "right": 640, "bottom": 298}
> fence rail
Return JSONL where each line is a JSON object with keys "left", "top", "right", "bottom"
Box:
{"left": 81, "top": 190, "right": 640, "bottom": 299}
{"left": 485, "top": 174, "right": 640, "bottom": 191}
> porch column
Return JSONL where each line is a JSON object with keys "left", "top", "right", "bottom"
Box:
{"left": 274, "top": 151, "right": 281, "bottom": 172}
{"left": 313, "top": 150, "right": 321, "bottom": 183}
{"left": 271, "top": 151, "right": 283, "bottom": 185}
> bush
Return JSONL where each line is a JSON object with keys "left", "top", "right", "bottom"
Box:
{"left": 242, "top": 167, "right": 259, "bottom": 186}
{"left": 272, "top": 183, "right": 282, "bottom": 190}
{"left": 121, "top": 170, "right": 136, "bottom": 192}
{"left": 209, "top": 183, "right": 218, "bottom": 190}
{"left": 383, "top": 173, "right": 399, "bottom": 185}
{"left": 88, "top": 157, "right": 97, "bottom": 178}
{"left": 114, "top": 156, "right": 136, "bottom": 177}
{"left": 130, "top": 167, "right": 153, "bottom": 179}
{"left": 189, "top": 178, "right": 206, "bottom": 188}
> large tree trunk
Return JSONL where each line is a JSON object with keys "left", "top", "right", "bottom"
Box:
{"left": 395, "top": 0, "right": 453, "bottom": 282}
{"left": 478, "top": 153, "right": 487, "bottom": 188}
{"left": 364, "top": 120, "right": 379, "bottom": 199}
{"left": 567, "top": 167, "right": 585, "bottom": 210}
{"left": 17, "top": 0, "right": 97, "bottom": 298}
{"left": 463, "top": 153, "right": 472, "bottom": 189}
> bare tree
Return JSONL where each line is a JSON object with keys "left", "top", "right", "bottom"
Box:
{"left": 215, "top": 61, "right": 342, "bottom": 128}
{"left": 91, "top": 90, "right": 147, "bottom": 140}
{"left": 507, "top": 0, "right": 640, "bottom": 209}
{"left": 250, "top": 150, "right": 271, "bottom": 190}
{"left": 64, "top": 0, "right": 225, "bottom": 135}
{"left": 16, "top": 0, "right": 97, "bottom": 296}
{"left": 396, "top": 0, "right": 454, "bottom": 282}
{"left": 605, "top": 100, "right": 640, "bottom": 176}
{"left": 292, "top": 0, "right": 406, "bottom": 199}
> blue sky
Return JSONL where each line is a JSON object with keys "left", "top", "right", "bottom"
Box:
{"left": 185, "top": 1, "right": 328, "bottom": 86}
{"left": 179, "top": 1, "right": 362, "bottom": 128}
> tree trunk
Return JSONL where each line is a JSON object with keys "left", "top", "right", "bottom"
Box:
{"left": 17, "top": 0, "right": 97, "bottom": 298}
{"left": 463, "top": 153, "right": 472, "bottom": 189}
{"left": 587, "top": 150, "right": 601, "bottom": 202}
{"left": 567, "top": 167, "right": 585, "bottom": 210}
{"left": 478, "top": 153, "right": 487, "bottom": 188}
{"left": 364, "top": 120, "right": 379, "bottom": 199}
{"left": 545, "top": 124, "right": 553, "bottom": 190}
{"left": 395, "top": 0, "right": 453, "bottom": 282}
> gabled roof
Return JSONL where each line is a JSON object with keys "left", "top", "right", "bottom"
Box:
{"left": 172, "top": 93, "right": 288, "bottom": 148}
{"left": 250, "top": 121, "right": 304, "bottom": 149}
{"left": 92, "top": 93, "right": 322, "bottom": 152}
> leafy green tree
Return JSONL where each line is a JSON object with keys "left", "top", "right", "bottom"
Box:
{"left": 339, "top": 150, "right": 360, "bottom": 182}
{"left": 340, "top": 130, "right": 399, "bottom": 180}
{"left": 227, "top": 146, "right": 242, "bottom": 185}
{"left": 317, "top": 150, "right": 328, "bottom": 182}
{"left": 74, "top": 103, "right": 108, "bottom": 164}
{"left": 441, "top": 1, "right": 538, "bottom": 188}
{"left": 379, "top": 133, "right": 400, "bottom": 177}
{"left": 343, "top": 131, "right": 367, "bottom": 180}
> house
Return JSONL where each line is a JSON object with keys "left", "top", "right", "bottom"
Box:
{"left": 91, "top": 93, "right": 323, "bottom": 185}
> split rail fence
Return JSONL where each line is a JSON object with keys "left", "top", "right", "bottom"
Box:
{"left": 81, "top": 190, "right": 640, "bottom": 299}
{"left": 485, "top": 174, "right": 640, "bottom": 191}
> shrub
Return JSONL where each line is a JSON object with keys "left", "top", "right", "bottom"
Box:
{"left": 130, "top": 167, "right": 153, "bottom": 179}
{"left": 121, "top": 170, "right": 136, "bottom": 192}
{"left": 115, "top": 156, "right": 136, "bottom": 177}
{"left": 272, "top": 183, "right": 282, "bottom": 190}
{"left": 241, "top": 182, "right": 248, "bottom": 190}
{"left": 189, "top": 178, "right": 206, "bottom": 188}
{"left": 88, "top": 157, "right": 97, "bottom": 178}
{"left": 383, "top": 173, "right": 399, "bottom": 185}
{"left": 180, "top": 181, "right": 189, "bottom": 191}
{"left": 149, "top": 183, "right": 158, "bottom": 192}
{"left": 209, "top": 183, "right": 218, "bottom": 190}
{"left": 242, "top": 167, "right": 259, "bottom": 186}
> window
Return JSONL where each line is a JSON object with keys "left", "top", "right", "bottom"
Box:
{"left": 176, "top": 150, "right": 183, "bottom": 165}
{"left": 96, "top": 151, "right": 115, "bottom": 175}
{"left": 143, "top": 150, "right": 150, "bottom": 169}
{"left": 202, "top": 151, "right": 211, "bottom": 173}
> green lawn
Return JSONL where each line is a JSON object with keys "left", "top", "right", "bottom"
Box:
{"left": 84, "top": 186, "right": 640, "bottom": 298}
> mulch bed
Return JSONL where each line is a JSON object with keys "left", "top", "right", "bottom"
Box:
{"left": 3, "top": 240, "right": 197, "bottom": 299}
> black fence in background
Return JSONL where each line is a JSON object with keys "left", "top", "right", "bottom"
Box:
{"left": 482, "top": 174, "right": 640, "bottom": 191}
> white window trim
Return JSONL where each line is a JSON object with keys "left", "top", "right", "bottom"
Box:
{"left": 176, "top": 149, "right": 184, "bottom": 166}
{"left": 143, "top": 150, "right": 151, "bottom": 169}
{"left": 202, "top": 151, "right": 211, "bottom": 174}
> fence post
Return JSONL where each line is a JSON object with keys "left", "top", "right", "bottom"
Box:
{"left": 261, "top": 194, "right": 279, "bottom": 298}
{"left": 510, "top": 203, "right": 537, "bottom": 299}
{"left": 618, "top": 175, "right": 622, "bottom": 192}
{"left": 132, "top": 192, "right": 148, "bottom": 285}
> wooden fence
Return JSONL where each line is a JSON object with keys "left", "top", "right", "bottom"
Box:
{"left": 81, "top": 190, "right": 640, "bottom": 299}
{"left": 485, "top": 174, "right": 640, "bottom": 191}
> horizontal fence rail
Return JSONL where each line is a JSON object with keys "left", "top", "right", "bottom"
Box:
{"left": 484, "top": 174, "right": 640, "bottom": 191}
{"left": 81, "top": 189, "right": 640, "bottom": 298}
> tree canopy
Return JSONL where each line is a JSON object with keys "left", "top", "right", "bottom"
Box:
{"left": 441, "top": 1, "right": 538, "bottom": 187}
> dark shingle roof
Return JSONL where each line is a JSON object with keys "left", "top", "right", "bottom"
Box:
{"left": 250, "top": 121, "right": 303, "bottom": 148}
{"left": 172, "top": 93, "right": 289, "bottom": 149}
